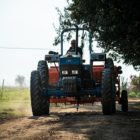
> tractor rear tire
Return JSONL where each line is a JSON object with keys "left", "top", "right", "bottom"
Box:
{"left": 30, "top": 70, "right": 49, "bottom": 116}
{"left": 37, "top": 60, "right": 49, "bottom": 87}
{"left": 37, "top": 60, "right": 50, "bottom": 114}
{"left": 121, "top": 90, "right": 128, "bottom": 112}
{"left": 101, "top": 68, "right": 113, "bottom": 115}
{"left": 105, "top": 58, "right": 116, "bottom": 113}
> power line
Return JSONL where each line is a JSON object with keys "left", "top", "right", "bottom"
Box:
{"left": 0, "top": 46, "right": 65, "bottom": 51}
{"left": 0, "top": 46, "right": 50, "bottom": 50}
{"left": 0, "top": 46, "right": 47, "bottom": 50}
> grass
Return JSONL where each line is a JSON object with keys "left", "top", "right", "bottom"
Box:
{"left": 0, "top": 87, "right": 31, "bottom": 121}
{"left": 128, "top": 92, "right": 140, "bottom": 98}
{"left": 0, "top": 87, "right": 30, "bottom": 100}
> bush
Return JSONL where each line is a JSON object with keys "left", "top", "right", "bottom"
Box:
{"left": 129, "top": 92, "right": 136, "bottom": 97}
{"left": 136, "top": 92, "right": 140, "bottom": 97}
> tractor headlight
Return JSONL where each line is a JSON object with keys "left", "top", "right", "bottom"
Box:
{"left": 72, "top": 70, "right": 78, "bottom": 74}
{"left": 62, "top": 70, "right": 68, "bottom": 75}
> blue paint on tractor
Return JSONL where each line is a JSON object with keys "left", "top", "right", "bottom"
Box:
{"left": 60, "top": 57, "right": 81, "bottom": 65}
{"left": 42, "top": 86, "right": 101, "bottom": 97}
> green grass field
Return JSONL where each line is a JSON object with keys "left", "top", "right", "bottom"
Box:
{"left": 0, "top": 87, "right": 30, "bottom": 100}
{"left": 0, "top": 87, "right": 31, "bottom": 120}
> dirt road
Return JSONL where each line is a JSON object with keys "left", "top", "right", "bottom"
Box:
{"left": 0, "top": 99, "right": 140, "bottom": 140}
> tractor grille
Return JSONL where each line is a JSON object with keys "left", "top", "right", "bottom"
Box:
{"left": 62, "top": 76, "right": 77, "bottom": 94}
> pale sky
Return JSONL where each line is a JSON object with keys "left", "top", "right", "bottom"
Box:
{"left": 0, "top": 0, "right": 139, "bottom": 86}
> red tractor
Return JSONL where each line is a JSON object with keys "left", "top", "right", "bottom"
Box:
{"left": 30, "top": 25, "right": 128, "bottom": 116}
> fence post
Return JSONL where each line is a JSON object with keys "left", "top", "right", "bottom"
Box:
{"left": 1, "top": 79, "right": 5, "bottom": 99}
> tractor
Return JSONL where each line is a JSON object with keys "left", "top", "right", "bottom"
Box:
{"left": 30, "top": 24, "right": 128, "bottom": 116}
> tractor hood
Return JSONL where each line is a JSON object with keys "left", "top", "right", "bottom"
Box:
{"left": 60, "top": 54, "right": 82, "bottom": 65}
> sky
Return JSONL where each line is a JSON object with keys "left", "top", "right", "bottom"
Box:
{"left": 0, "top": 0, "right": 139, "bottom": 86}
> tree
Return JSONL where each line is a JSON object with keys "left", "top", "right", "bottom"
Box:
{"left": 55, "top": 0, "right": 140, "bottom": 70}
{"left": 15, "top": 75, "right": 25, "bottom": 88}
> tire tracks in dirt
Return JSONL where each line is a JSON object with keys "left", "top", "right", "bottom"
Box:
{"left": 0, "top": 101, "right": 140, "bottom": 140}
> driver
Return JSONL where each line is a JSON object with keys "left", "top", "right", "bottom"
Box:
{"left": 67, "top": 39, "right": 83, "bottom": 57}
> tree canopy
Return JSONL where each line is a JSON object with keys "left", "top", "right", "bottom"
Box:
{"left": 55, "top": 0, "right": 140, "bottom": 70}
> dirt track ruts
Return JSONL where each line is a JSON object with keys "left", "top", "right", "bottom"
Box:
{"left": 0, "top": 100, "right": 140, "bottom": 140}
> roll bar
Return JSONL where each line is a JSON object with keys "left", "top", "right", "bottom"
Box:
{"left": 60, "top": 24, "right": 92, "bottom": 55}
